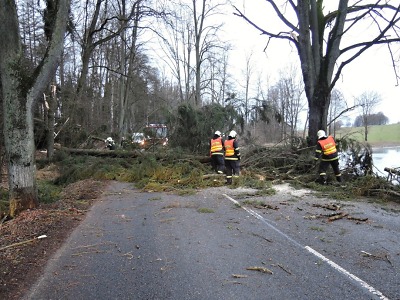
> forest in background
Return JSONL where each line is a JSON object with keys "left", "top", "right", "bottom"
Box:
{"left": 0, "top": 0, "right": 353, "bottom": 155}
{"left": 12, "top": 0, "right": 291, "bottom": 153}
{"left": 1, "top": 1, "right": 396, "bottom": 156}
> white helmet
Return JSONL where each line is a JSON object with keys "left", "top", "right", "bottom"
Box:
{"left": 214, "top": 130, "right": 221, "bottom": 136}
{"left": 229, "top": 130, "right": 237, "bottom": 138}
{"left": 317, "top": 130, "right": 327, "bottom": 139}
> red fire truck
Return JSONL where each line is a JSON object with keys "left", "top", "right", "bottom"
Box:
{"left": 143, "top": 123, "right": 168, "bottom": 148}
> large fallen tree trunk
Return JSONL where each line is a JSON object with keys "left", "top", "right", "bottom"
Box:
{"left": 384, "top": 167, "right": 400, "bottom": 176}
{"left": 54, "top": 145, "right": 212, "bottom": 163}
{"left": 54, "top": 145, "right": 143, "bottom": 158}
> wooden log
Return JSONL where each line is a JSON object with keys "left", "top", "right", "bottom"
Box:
{"left": 54, "top": 145, "right": 142, "bottom": 158}
{"left": 384, "top": 167, "right": 400, "bottom": 176}
{"left": 328, "top": 212, "right": 348, "bottom": 222}
{"left": 53, "top": 145, "right": 212, "bottom": 163}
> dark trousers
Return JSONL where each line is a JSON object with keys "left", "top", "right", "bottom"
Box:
{"left": 211, "top": 154, "right": 225, "bottom": 174}
{"left": 318, "top": 159, "right": 342, "bottom": 183}
{"left": 225, "top": 159, "right": 240, "bottom": 184}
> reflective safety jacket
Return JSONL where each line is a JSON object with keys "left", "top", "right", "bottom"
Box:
{"left": 210, "top": 137, "right": 224, "bottom": 155}
{"left": 224, "top": 139, "right": 240, "bottom": 160}
{"left": 315, "top": 136, "right": 338, "bottom": 161}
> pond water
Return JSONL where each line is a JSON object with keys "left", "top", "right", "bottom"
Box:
{"left": 372, "top": 146, "right": 400, "bottom": 179}
{"left": 339, "top": 146, "right": 400, "bottom": 184}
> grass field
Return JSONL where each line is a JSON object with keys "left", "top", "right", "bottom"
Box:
{"left": 335, "top": 123, "right": 400, "bottom": 146}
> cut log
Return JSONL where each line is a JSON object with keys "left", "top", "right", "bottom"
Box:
{"left": 54, "top": 145, "right": 142, "bottom": 158}
{"left": 384, "top": 167, "right": 400, "bottom": 176}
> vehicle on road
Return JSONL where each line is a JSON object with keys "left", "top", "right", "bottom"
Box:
{"left": 132, "top": 132, "right": 146, "bottom": 148}
{"left": 143, "top": 124, "right": 168, "bottom": 148}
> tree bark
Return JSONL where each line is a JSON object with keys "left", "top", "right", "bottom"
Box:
{"left": 46, "top": 83, "right": 56, "bottom": 159}
{"left": 308, "top": 83, "right": 330, "bottom": 145}
{"left": 0, "top": 0, "right": 70, "bottom": 217}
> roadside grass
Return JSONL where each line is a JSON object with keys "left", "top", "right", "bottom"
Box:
{"left": 37, "top": 180, "right": 63, "bottom": 204}
{"left": 197, "top": 207, "right": 214, "bottom": 213}
{"left": 1, "top": 180, "right": 63, "bottom": 214}
{"left": 310, "top": 226, "right": 324, "bottom": 232}
{"left": 336, "top": 123, "right": 400, "bottom": 145}
{"left": 242, "top": 199, "right": 279, "bottom": 210}
{"left": 242, "top": 200, "right": 266, "bottom": 207}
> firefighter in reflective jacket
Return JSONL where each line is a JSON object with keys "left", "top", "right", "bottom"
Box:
{"left": 210, "top": 131, "right": 225, "bottom": 174}
{"left": 224, "top": 130, "right": 240, "bottom": 184}
{"left": 314, "top": 130, "right": 342, "bottom": 184}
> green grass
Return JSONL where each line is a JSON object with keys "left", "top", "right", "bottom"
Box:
{"left": 197, "top": 207, "right": 214, "bottom": 213}
{"left": 336, "top": 123, "right": 400, "bottom": 145}
{"left": 37, "top": 180, "right": 63, "bottom": 204}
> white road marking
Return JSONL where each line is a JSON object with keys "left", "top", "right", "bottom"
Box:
{"left": 223, "top": 194, "right": 389, "bottom": 300}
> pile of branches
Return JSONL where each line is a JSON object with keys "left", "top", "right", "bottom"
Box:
{"left": 240, "top": 138, "right": 400, "bottom": 202}
{"left": 241, "top": 144, "right": 316, "bottom": 180}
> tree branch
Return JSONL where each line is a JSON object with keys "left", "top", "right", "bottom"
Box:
{"left": 232, "top": 5, "right": 296, "bottom": 45}
{"left": 328, "top": 105, "right": 358, "bottom": 127}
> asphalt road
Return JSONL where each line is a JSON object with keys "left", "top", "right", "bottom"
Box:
{"left": 25, "top": 181, "right": 400, "bottom": 300}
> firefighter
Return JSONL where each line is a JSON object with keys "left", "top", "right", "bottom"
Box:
{"left": 210, "top": 130, "right": 225, "bottom": 174}
{"left": 314, "top": 130, "right": 342, "bottom": 184}
{"left": 224, "top": 130, "right": 240, "bottom": 184}
{"left": 105, "top": 137, "right": 115, "bottom": 150}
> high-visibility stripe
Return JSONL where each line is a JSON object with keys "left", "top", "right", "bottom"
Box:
{"left": 225, "top": 157, "right": 238, "bottom": 160}
{"left": 225, "top": 139, "right": 234, "bottom": 156}
{"left": 210, "top": 138, "right": 223, "bottom": 153}
{"left": 318, "top": 136, "right": 337, "bottom": 156}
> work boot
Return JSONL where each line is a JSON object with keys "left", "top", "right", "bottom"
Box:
{"left": 226, "top": 178, "right": 232, "bottom": 185}
{"left": 319, "top": 175, "right": 327, "bottom": 185}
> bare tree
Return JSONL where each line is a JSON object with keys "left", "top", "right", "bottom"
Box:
{"left": 234, "top": 1, "right": 400, "bottom": 145}
{"left": 328, "top": 89, "right": 346, "bottom": 136}
{"left": 355, "top": 90, "right": 382, "bottom": 141}
{"left": 0, "top": 0, "right": 70, "bottom": 216}
{"left": 71, "top": 0, "right": 144, "bottom": 130}
{"left": 155, "top": 2, "right": 195, "bottom": 103}
{"left": 117, "top": 1, "right": 143, "bottom": 140}
{"left": 242, "top": 51, "right": 255, "bottom": 124}
{"left": 275, "top": 66, "right": 305, "bottom": 143}
{"left": 156, "top": 0, "right": 227, "bottom": 106}
{"left": 192, "top": 0, "right": 226, "bottom": 106}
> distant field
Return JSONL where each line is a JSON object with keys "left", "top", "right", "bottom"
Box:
{"left": 335, "top": 123, "right": 400, "bottom": 146}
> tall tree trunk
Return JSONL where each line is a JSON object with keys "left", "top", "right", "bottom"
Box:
{"left": 118, "top": 1, "right": 140, "bottom": 140}
{"left": 308, "top": 83, "right": 330, "bottom": 145}
{"left": 46, "top": 83, "right": 56, "bottom": 159}
{"left": 0, "top": 0, "right": 70, "bottom": 217}
{"left": 193, "top": 0, "right": 206, "bottom": 107}
{"left": 364, "top": 123, "right": 368, "bottom": 142}
{"left": 5, "top": 90, "right": 38, "bottom": 216}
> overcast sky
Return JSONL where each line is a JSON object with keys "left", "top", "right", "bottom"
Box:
{"left": 225, "top": 1, "right": 400, "bottom": 125}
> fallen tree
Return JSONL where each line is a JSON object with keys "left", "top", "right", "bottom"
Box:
{"left": 54, "top": 145, "right": 142, "bottom": 158}
{"left": 53, "top": 144, "right": 211, "bottom": 164}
